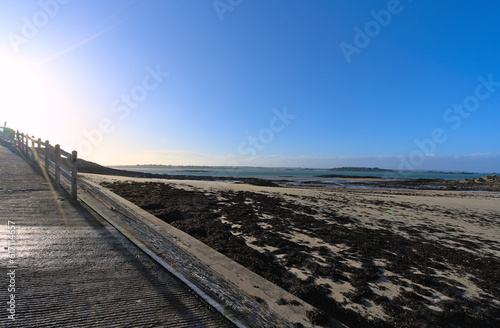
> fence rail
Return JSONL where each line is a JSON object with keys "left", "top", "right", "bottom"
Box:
{"left": 2, "top": 130, "right": 79, "bottom": 200}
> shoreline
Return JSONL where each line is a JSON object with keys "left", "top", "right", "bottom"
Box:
{"left": 78, "top": 162, "right": 500, "bottom": 192}
{"left": 76, "top": 160, "right": 500, "bottom": 191}
{"left": 82, "top": 173, "right": 500, "bottom": 327}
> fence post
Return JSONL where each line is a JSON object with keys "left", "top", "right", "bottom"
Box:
{"left": 54, "top": 144, "right": 61, "bottom": 185}
{"left": 24, "top": 134, "right": 29, "bottom": 157}
{"left": 30, "top": 136, "right": 35, "bottom": 162}
{"left": 37, "top": 138, "right": 41, "bottom": 154}
{"left": 45, "top": 140, "right": 50, "bottom": 174}
{"left": 71, "top": 151, "right": 78, "bottom": 200}
{"left": 20, "top": 133, "right": 25, "bottom": 153}
{"left": 36, "top": 138, "right": 41, "bottom": 164}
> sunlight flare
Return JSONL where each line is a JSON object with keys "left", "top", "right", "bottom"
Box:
{"left": 0, "top": 55, "right": 71, "bottom": 137}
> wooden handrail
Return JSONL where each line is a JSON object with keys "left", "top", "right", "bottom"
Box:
{"left": 10, "top": 130, "right": 79, "bottom": 200}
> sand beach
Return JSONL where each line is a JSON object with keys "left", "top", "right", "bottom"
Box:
{"left": 82, "top": 173, "right": 500, "bottom": 327}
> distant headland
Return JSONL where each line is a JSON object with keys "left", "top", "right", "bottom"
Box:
{"left": 327, "top": 167, "right": 395, "bottom": 172}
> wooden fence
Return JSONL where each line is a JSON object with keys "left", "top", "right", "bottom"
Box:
{"left": 11, "top": 131, "right": 78, "bottom": 200}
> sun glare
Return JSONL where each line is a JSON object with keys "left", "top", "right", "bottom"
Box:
{"left": 0, "top": 55, "right": 68, "bottom": 136}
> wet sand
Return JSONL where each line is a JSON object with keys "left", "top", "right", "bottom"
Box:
{"left": 83, "top": 173, "right": 500, "bottom": 327}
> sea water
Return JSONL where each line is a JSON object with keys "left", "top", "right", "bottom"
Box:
{"left": 113, "top": 166, "right": 491, "bottom": 182}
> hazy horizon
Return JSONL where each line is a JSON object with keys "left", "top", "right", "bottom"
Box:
{"left": 110, "top": 163, "right": 495, "bottom": 175}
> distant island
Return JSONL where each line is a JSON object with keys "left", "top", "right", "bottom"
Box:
{"left": 174, "top": 170, "right": 212, "bottom": 173}
{"left": 327, "top": 167, "right": 395, "bottom": 172}
{"left": 327, "top": 167, "right": 476, "bottom": 174}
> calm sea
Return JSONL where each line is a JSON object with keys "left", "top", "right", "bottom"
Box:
{"left": 114, "top": 167, "right": 491, "bottom": 182}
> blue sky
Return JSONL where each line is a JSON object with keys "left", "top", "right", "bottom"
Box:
{"left": 1, "top": 0, "right": 499, "bottom": 172}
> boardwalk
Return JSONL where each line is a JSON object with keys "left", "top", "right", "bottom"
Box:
{"left": 0, "top": 144, "right": 235, "bottom": 327}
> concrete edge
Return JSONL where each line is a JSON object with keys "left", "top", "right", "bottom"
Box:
{"left": 78, "top": 177, "right": 326, "bottom": 328}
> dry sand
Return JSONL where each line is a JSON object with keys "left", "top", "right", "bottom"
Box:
{"left": 82, "top": 173, "right": 500, "bottom": 327}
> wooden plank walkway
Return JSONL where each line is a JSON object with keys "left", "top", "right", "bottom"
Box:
{"left": 0, "top": 144, "right": 235, "bottom": 327}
